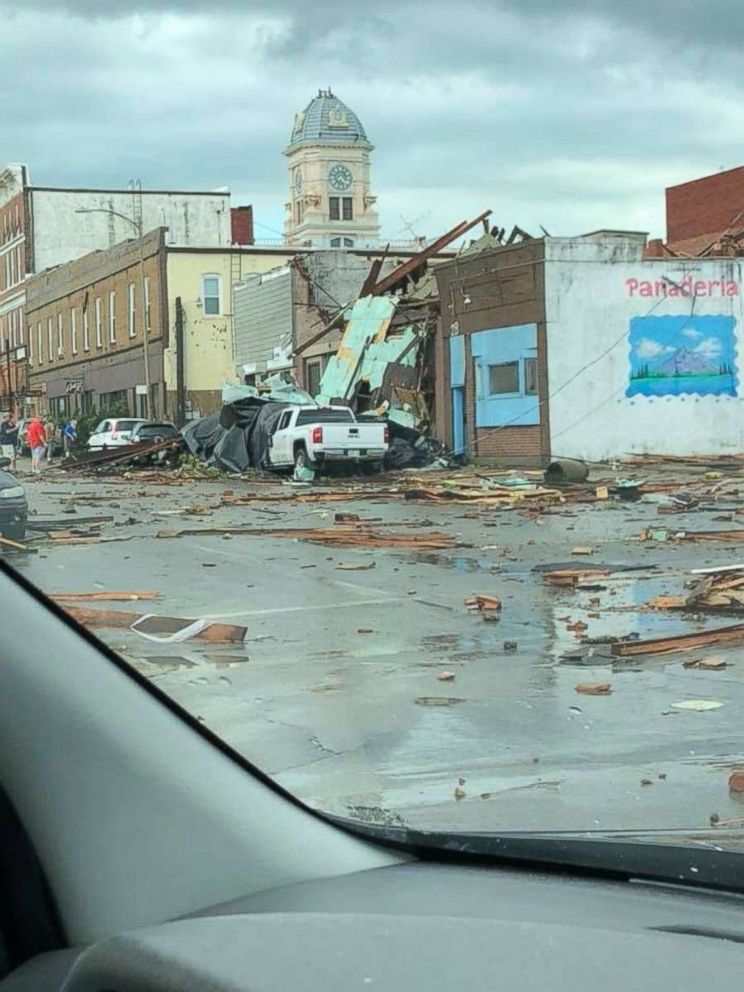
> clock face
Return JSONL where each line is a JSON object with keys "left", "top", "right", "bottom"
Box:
{"left": 328, "top": 164, "right": 353, "bottom": 192}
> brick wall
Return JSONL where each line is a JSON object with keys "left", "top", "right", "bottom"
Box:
{"left": 474, "top": 426, "right": 542, "bottom": 462}
{"left": 231, "top": 206, "right": 254, "bottom": 246}
{"left": 26, "top": 230, "right": 167, "bottom": 414}
{"left": 435, "top": 239, "right": 549, "bottom": 464}
{"left": 667, "top": 166, "right": 744, "bottom": 245}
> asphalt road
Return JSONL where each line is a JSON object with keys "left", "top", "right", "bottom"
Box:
{"left": 9, "top": 460, "right": 744, "bottom": 835}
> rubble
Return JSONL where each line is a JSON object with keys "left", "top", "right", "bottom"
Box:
{"left": 575, "top": 683, "right": 612, "bottom": 695}
{"left": 155, "top": 523, "right": 464, "bottom": 550}
{"left": 61, "top": 606, "right": 246, "bottom": 643}
{"left": 51, "top": 591, "right": 160, "bottom": 602}
{"left": 647, "top": 568, "right": 744, "bottom": 614}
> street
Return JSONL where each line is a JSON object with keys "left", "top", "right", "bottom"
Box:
{"left": 10, "top": 460, "right": 744, "bottom": 835}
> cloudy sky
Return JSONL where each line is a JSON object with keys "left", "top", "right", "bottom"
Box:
{"left": 3, "top": 0, "right": 744, "bottom": 244}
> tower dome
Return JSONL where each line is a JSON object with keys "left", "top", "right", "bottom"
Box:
{"left": 288, "top": 89, "right": 371, "bottom": 150}
{"left": 284, "top": 89, "right": 379, "bottom": 248}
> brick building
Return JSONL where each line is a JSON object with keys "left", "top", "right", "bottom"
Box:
{"left": 434, "top": 231, "right": 744, "bottom": 465}
{"left": 434, "top": 239, "right": 549, "bottom": 464}
{"left": 644, "top": 166, "right": 744, "bottom": 258}
{"left": 24, "top": 233, "right": 306, "bottom": 421}
{"left": 0, "top": 166, "right": 31, "bottom": 408}
{"left": 0, "top": 161, "right": 252, "bottom": 414}
{"left": 26, "top": 230, "right": 168, "bottom": 419}
{"left": 666, "top": 166, "right": 744, "bottom": 255}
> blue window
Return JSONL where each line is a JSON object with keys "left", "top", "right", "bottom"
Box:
{"left": 471, "top": 324, "right": 539, "bottom": 427}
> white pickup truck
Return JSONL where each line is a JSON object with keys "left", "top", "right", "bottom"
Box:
{"left": 266, "top": 405, "right": 388, "bottom": 473}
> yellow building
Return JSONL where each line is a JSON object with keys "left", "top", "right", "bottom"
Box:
{"left": 25, "top": 230, "right": 300, "bottom": 422}
{"left": 164, "top": 247, "right": 297, "bottom": 418}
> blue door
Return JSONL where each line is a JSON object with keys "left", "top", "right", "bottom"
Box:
{"left": 450, "top": 335, "right": 466, "bottom": 454}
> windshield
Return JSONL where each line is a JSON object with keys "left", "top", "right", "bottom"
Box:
{"left": 5, "top": 0, "right": 744, "bottom": 865}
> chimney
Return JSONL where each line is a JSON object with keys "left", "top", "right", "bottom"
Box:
{"left": 231, "top": 205, "right": 254, "bottom": 246}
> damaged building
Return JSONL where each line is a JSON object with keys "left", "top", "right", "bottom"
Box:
{"left": 435, "top": 229, "right": 744, "bottom": 465}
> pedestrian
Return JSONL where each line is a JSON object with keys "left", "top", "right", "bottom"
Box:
{"left": 0, "top": 413, "right": 18, "bottom": 470}
{"left": 28, "top": 416, "right": 46, "bottom": 475}
{"left": 45, "top": 418, "right": 56, "bottom": 465}
{"left": 63, "top": 419, "right": 77, "bottom": 456}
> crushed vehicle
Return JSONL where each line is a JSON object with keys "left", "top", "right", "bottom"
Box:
{"left": 0, "top": 456, "right": 27, "bottom": 541}
{"left": 266, "top": 405, "right": 388, "bottom": 473}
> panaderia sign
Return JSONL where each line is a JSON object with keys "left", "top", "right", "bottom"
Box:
{"left": 626, "top": 277, "right": 739, "bottom": 298}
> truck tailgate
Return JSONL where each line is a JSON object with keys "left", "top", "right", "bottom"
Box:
{"left": 321, "top": 423, "right": 385, "bottom": 450}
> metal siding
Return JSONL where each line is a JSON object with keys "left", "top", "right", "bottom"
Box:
{"left": 471, "top": 323, "right": 539, "bottom": 427}
{"left": 233, "top": 271, "right": 293, "bottom": 371}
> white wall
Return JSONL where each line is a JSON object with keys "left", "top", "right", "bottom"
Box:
{"left": 30, "top": 189, "right": 231, "bottom": 273}
{"left": 545, "top": 238, "right": 744, "bottom": 460}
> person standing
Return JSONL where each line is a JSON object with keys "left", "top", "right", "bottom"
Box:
{"left": 63, "top": 419, "right": 77, "bottom": 457}
{"left": 28, "top": 416, "right": 46, "bottom": 475}
{"left": 0, "top": 414, "right": 18, "bottom": 470}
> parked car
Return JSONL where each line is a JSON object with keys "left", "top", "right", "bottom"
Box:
{"left": 129, "top": 421, "right": 180, "bottom": 444}
{"left": 128, "top": 421, "right": 183, "bottom": 464}
{"left": 87, "top": 417, "right": 147, "bottom": 450}
{"left": 0, "top": 456, "right": 27, "bottom": 540}
{"left": 266, "top": 405, "right": 388, "bottom": 473}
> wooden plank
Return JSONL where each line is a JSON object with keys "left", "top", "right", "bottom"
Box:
{"left": 612, "top": 622, "right": 744, "bottom": 656}
{"left": 370, "top": 210, "right": 492, "bottom": 296}
{"left": 51, "top": 591, "right": 160, "bottom": 603}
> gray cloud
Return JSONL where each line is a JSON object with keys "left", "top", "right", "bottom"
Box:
{"left": 3, "top": 0, "right": 744, "bottom": 242}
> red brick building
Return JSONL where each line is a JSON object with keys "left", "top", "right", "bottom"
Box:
{"left": 647, "top": 166, "right": 744, "bottom": 257}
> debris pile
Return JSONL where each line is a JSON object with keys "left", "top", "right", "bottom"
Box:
{"left": 648, "top": 567, "right": 744, "bottom": 614}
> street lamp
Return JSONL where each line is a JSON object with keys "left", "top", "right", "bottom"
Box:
{"left": 75, "top": 189, "right": 152, "bottom": 419}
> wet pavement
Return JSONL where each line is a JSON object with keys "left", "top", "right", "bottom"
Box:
{"left": 9, "top": 460, "right": 744, "bottom": 835}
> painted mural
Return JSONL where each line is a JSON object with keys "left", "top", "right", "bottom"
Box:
{"left": 627, "top": 314, "right": 737, "bottom": 398}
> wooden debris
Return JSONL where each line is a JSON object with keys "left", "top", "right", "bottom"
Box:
{"left": 612, "top": 622, "right": 744, "bottom": 657}
{"left": 647, "top": 569, "right": 744, "bottom": 615}
{"left": 543, "top": 568, "right": 611, "bottom": 587}
{"left": 61, "top": 606, "right": 246, "bottom": 643}
{"left": 682, "top": 656, "right": 727, "bottom": 670}
{"left": 0, "top": 535, "right": 28, "bottom": 551}
{"left": 637, "top": 527, "right": 744, "bottom": 543}
{"left": 156, "top": 524, "right": 462, "bottom": 550}
{"left": 465, "top": 594, "right": 502, "bottom": 613}
{"left": 571, "top": 546, "right": 594, "bottom": 556}
{"left": 51, "top": 591, "right": 160, "bottom": 603}
{"left": 575, "top": 682, "right": 612, "bottom": 695}
{"left": 437, "top": 671, "right": 456, "bottom": 681}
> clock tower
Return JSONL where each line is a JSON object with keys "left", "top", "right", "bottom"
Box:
{"left": 284, "top": 89, "right": 380, "bottom": 247}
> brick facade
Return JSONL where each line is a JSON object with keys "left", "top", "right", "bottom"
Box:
{"left": 26, "top": 229, "right": 168, "bottom": 419}
{"left": 434, "top": 240, "right": 549, "bottom": 466}
{"left": 666, "top": 166, "right": 744, "bottom": 249}
{"left": 0, "top": 170, "right": 29, "bottom": 412}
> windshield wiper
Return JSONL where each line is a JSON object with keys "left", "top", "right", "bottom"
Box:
{"left": 327, "top": 815, "right": 744, "bottom": 896}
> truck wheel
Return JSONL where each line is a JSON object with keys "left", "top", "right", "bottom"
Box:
{"left": 294, "top": 446, "right": 312, "bottom": 471}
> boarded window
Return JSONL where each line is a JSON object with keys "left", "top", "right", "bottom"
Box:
{"left": 306, "top": 360, "right": 322, "bottom": 397}
{"left": 524, "top": 357, "right": 538, "bottom": 395}
{"left": 488, "top": 362, "right": 519, "bottom": 394}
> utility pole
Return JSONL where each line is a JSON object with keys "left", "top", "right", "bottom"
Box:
{"left": 129, "top": 179, "right": 151, "bottom": 419}
{"left": 4, "top": 339, "right": 13, "bottom": 415}
{"left": 175, "top": 296, "right": 186, "bottom": 427}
